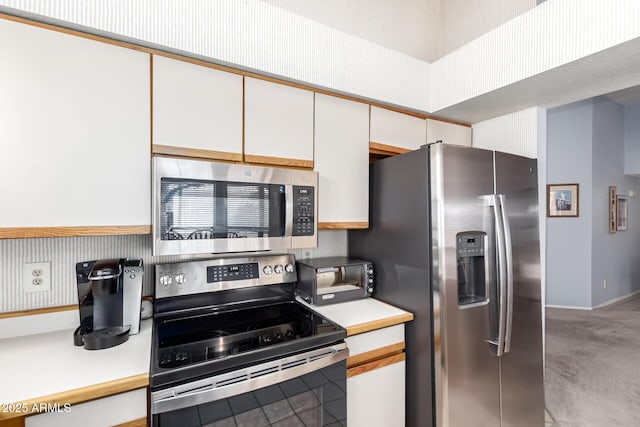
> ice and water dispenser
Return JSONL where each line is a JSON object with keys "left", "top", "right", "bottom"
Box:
{"left": 456, "top": 231, "right": 488, "bottom": 307}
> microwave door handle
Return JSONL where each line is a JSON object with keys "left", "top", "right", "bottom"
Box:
{"left": 284, "top": 184, "right": 293, "bottom": 238}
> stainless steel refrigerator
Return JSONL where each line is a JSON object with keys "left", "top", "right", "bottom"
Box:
{"left": 349, "top": 143, "right": 544, "bottom": 427}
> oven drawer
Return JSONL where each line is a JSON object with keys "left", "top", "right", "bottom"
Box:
{"left": 152, "top": 343, "right": 348, "bottom": 427}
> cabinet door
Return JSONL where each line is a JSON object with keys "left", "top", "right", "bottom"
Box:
{"left": 244, "top": 77, "right": 314, "bottom": 167}
{"left": 348, "top": 359, "right": 406, "bottom": 427}
{"left": 314, "top": 94, "right": 369, "bottom": 228}
{"left": 26, "top": 388, "right": 146, "bottom": 427}
{"left": 370, "top": 106, "right": 426, "bottom": 151}
{"left": 0, "top": 19, "right": 150, "bottom": 231}
{"left": 152, "top": 55, "right": 243, "bottom": 161}
{"left": 426, "top": 118, "right": 472, "bottom": 146}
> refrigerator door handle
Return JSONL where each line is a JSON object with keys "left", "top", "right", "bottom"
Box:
{"left": 489, "top": 194, "right": 508, "bottom": 357}
{"left": 498, "top": 194, "right": 514, "bottom": 354}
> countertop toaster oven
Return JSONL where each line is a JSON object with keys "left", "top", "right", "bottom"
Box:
{"left": 295, "top": 257, "right": 374, "bottom": 305}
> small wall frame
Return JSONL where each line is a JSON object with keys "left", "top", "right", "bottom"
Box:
{"left": 609, "top": 186, "right": 617, "bottom": 233}
{"left": 617, "top": 195, "right": 628, "bottom": 231}
{"left": 547, "top": 183, "right": 579, "bottom": 217}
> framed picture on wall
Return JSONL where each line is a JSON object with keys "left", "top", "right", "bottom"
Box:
{"left": 617, "top": 195, "right": 628, "bottom": 231}
{"left": 547, "top": 183, "right": 579, "bottom": 217}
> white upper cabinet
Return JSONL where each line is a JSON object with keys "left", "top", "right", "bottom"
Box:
{"left": 426, "top": 118, "right": 472, "bottom": 146}
{"left": 0, "top": 19, "right": 150, "bottom": 229}
{"left": 152, "top": 55, "right": 243, "bottom": 160}
{"left": 314, "top": 94, "right": 370, "bottom": 227}
{"left": 244, "top": 77, "right": 314, "bottom": 166}
{"left": 370, "top": 106, "right": 426, "bottom": 151}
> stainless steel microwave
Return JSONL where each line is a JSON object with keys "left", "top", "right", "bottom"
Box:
{"left": 152, "top": 157, "right": 318, "bottom": 256}
{"left": 296, "top": 257, "right": 374, "bottom": 305}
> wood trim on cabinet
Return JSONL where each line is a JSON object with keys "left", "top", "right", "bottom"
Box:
{"left": 0, "top": 14, "right": 471, "bottom": 129}
{"left": 113, "top": 418, "right": 148, "bottom": 427}
{"left": 347, "top": 342, "right": 405, "bottom": 368}
{"left": 346, "top": 313, "right": 414, "bottom": 336}
{"left": 0, "top": 304, "right": 76, "bottom": 320}
{"left": 0, "top": 375, "right": 149, "bottom": 420}
{"left": 318, "top": 222, "right": 368, "bottom": 230}
{"left": 152, "top": 144, "right": 243, "bottom": 162}
{"left": 347, "top": 353, "right": 405, "bottom": 378}
{"left": 0, "top": 226, "right": 151, "bottom": 239}
{"left": 243, "top": 154, "right": 313, "bottom": 169}
{"left": 369, "top": 142, "right": 412, "bottom": 155}
{"left": 0, "top": 417, "right": 25, "bottom": 427}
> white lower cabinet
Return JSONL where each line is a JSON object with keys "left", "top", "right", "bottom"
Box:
{"left": 25, "top": 388, "right": 146, "bottom": 427}
{"left": 348, "top": 359, "right": 406, "bottom": 427}
{"left": 345, "top": 324, "right": 406, "bottom": 426}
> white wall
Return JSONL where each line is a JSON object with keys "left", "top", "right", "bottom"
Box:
{"left": 472, "top": 108, "right": 540, "bottom": 158}
{"left": 260, "top": 0, "right": 440, "bottom": 62}
{"left": 431, "top": 0, "right": 640, "bottom": 122}
{"left": 438, "top": 0, "right": 536, "bottom": 58}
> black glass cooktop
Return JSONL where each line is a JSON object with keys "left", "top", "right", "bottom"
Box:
{"left": 151, "top": 301, "right": 345, "bottom": 388}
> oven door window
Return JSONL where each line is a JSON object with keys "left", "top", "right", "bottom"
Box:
{"left": 160, "top": 178, "right": 286, "bottom": 241}
{"left": 316, "top": 266, "right": 364, "bottom": 295}
{"left": 155, "top": 360, "right": 346, "bottom": 427}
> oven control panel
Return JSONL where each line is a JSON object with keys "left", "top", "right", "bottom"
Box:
{"left": 292, "top": 186, "right": 315, "bottom": 236}
{"left": 155, "top": 254, "right": 297, "bottom": 299}
{"left": 207, "top": 263, "right": 259, "bottom": 283}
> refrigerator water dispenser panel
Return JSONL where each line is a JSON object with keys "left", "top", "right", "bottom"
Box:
{"left": 456, "top": 231, "right": 488, "bottom": 307}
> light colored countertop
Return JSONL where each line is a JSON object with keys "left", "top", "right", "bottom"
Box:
{"left": 297, "top": 297, "right": 413, "bottom": 336}
{"left": 0, "top": 319, "right": 151, "bottom": 419}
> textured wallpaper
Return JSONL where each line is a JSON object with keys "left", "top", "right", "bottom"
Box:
{"left": 0, "top": 231, "right": 347, "bottom": 313}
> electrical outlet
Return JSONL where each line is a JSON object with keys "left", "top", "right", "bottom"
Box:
{"left": 24, "top": 262, "right": 51, "bottom": 293}
{"left": 603, "top": 279, "right": 607, "bottom": 289}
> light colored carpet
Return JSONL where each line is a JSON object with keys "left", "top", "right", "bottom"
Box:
{"left": 545, "top": 297, "right": 640, "bottom": 427}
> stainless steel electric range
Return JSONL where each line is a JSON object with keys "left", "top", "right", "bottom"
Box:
{"left": 150, "top": 254, "right": 348, "bottom": 427}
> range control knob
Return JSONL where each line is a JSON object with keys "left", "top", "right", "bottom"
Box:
{"left": 274, "top": 332, "right": 284, "bottom": 342}
{"left": 159, "top": 274, "right": 172, "bottom": 288}
{"left": 263, "top": 265, "right": 273, "bottom": 275}
{"left": 174, "top": 273, "right": 185, "bottom": 285}
{"left": 285, "top": 330, "right": 295, "bottom": 339}
{"left": 285, "top": 264, "right": 295, "bottom": 273}
{"left": 274, "top": 265, "right": 283, "bottom": 274}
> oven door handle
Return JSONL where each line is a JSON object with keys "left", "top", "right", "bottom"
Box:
{"left": 151, "top": 342, "right": 349, "bottom": 415}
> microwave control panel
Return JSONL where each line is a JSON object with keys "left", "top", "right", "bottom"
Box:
{"left": 292, "top": 186, "right": 315, "bottom": 236}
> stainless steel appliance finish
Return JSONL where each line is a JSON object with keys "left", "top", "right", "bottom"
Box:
{"left": 348, "top": 143, "right": 544, "bottom": 427}
{"left": 152, "top": 342, "right": 348, "bottom": 414}
{"left": 153, "top": 157, "right": 318, "bottom": 256}
{"left": 155, "top": 254, "right": 297, "bottom": 299}
{"left": 150, "top": 254, "right": 348, "bottom": 427}
{"left": 296, "top": 257, "right": 374, "bottom": 305}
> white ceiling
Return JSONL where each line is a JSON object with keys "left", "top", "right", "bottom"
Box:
{"left": 259, "top": 0, "right": 536, "bottom": 63}
{"left": 604, "top": 85, "right": 640, "bottom": 106}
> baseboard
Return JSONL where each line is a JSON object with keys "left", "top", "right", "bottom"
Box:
{"left": 545, "top": 304, "right": 592, "bottom": 310}
{"left": 546, "top": 290, "right": 640, "bottom": 311}
{"left": 593, "top": 289, "right": 640, "bottom": 310}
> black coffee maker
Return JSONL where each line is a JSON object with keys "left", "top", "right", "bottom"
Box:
{"left": 73, "top": 258, "right": 144, "bottom": 350}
